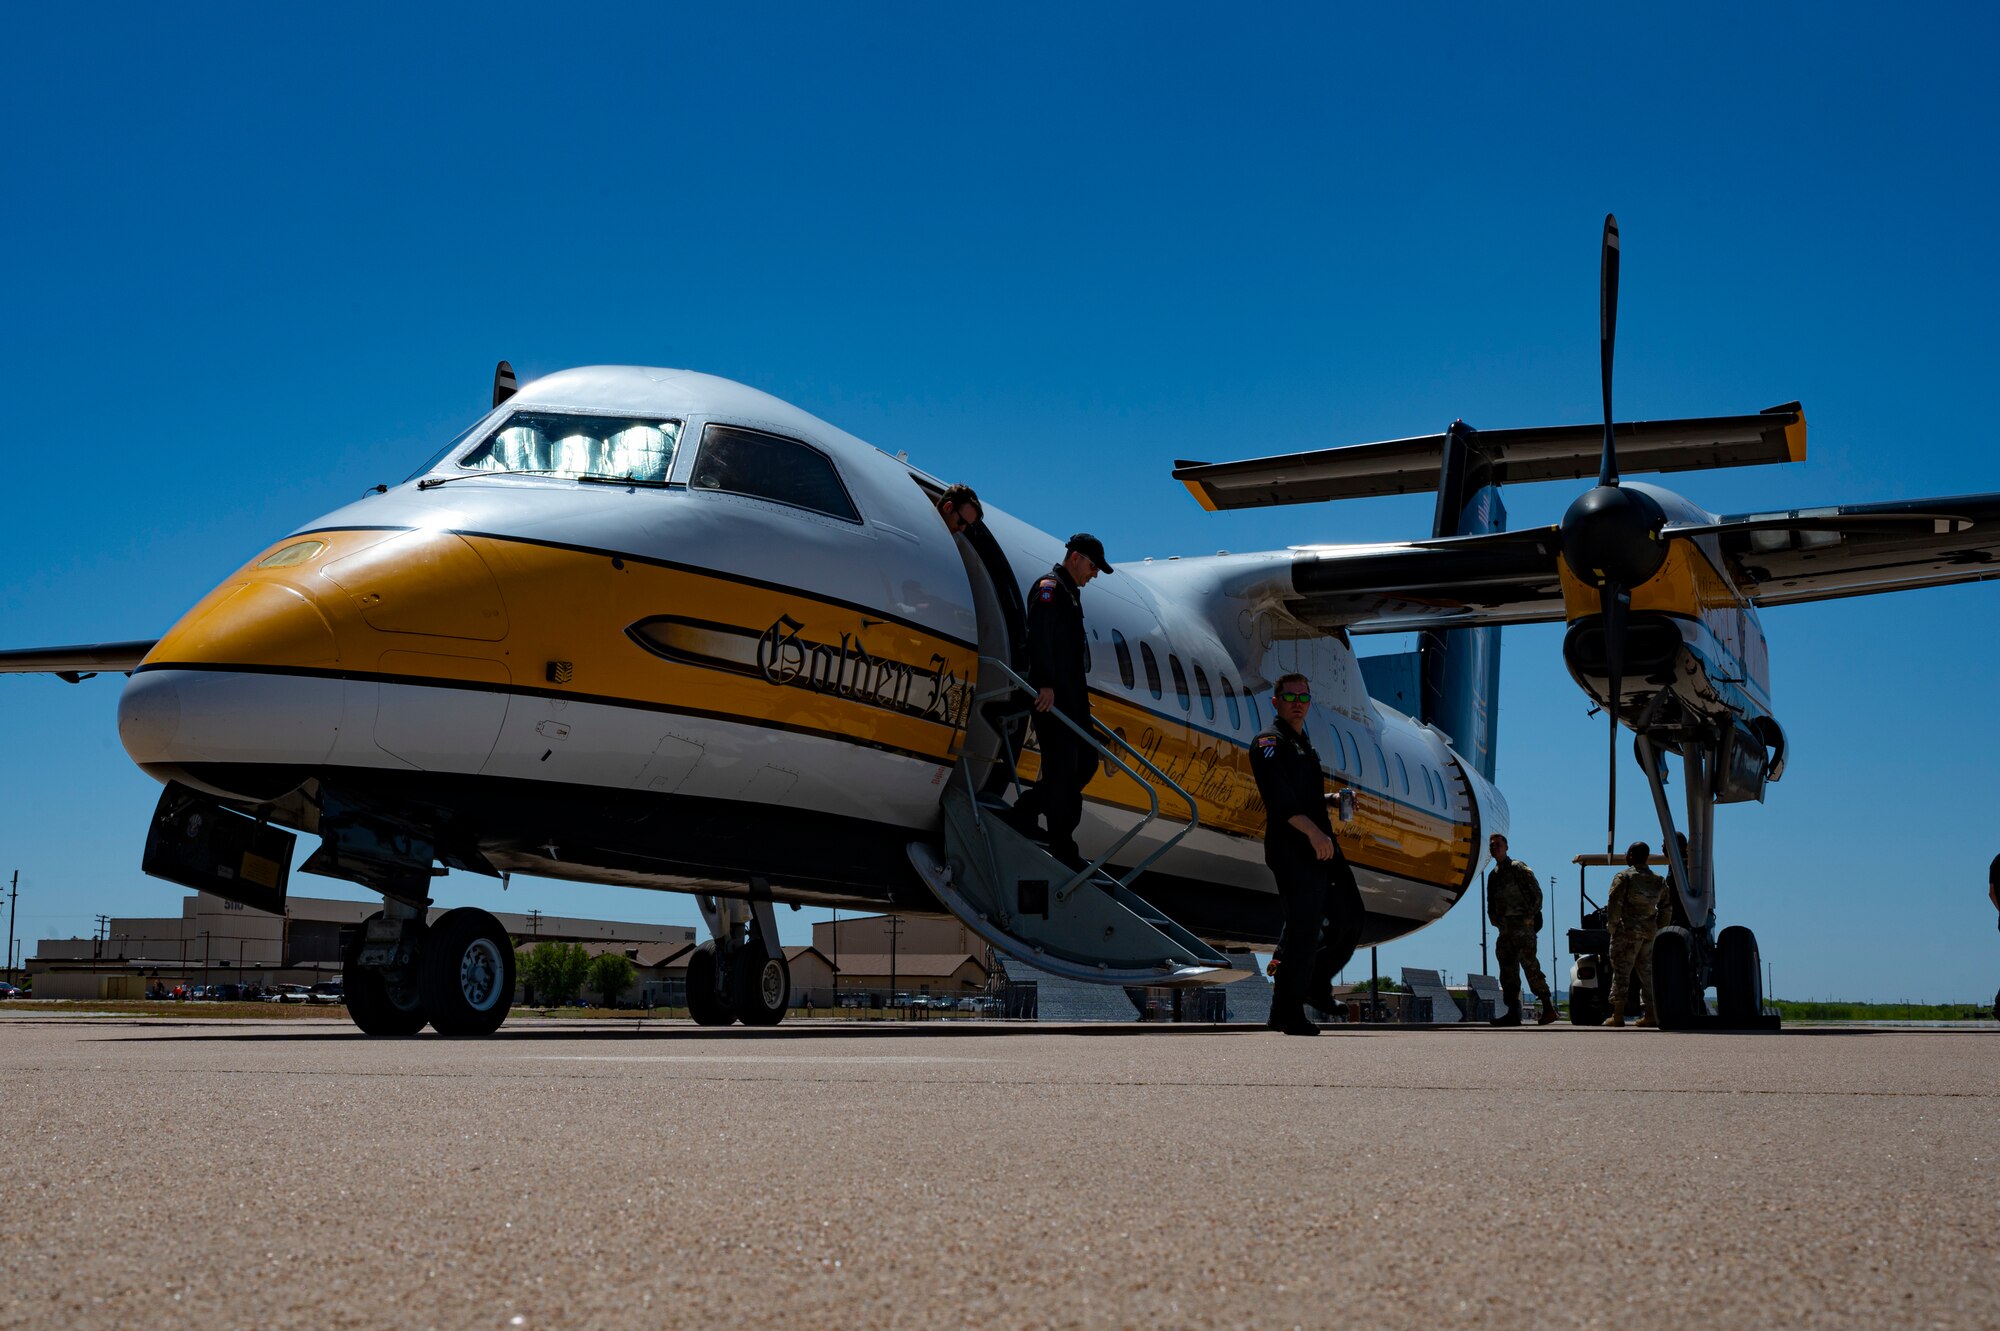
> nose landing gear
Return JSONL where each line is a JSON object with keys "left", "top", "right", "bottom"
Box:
{"left": 342, "top": 902, "right": 517, "bottom": 1036}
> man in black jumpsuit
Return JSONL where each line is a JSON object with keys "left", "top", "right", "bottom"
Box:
{"left": 1249, "top": 672, "right": 1365, "bottom": 1036}
{"left": 1005, "top": 534, "right": 1111, "bottom": 867}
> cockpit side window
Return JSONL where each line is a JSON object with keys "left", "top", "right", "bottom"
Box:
{"left": 692, "top": 424, "right": 860, "bottom": 523}
{"left": 458, "top": 410, "right": 681, "bottom": 483}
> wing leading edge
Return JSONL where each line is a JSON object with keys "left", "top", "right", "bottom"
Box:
{"left": 1688, "top": 491, "right": 2000, "bottom": 606}
{"left": 0, "top": 641, "right": 159, "bottom": 682}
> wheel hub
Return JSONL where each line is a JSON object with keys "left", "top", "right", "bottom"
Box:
{"left": 458, "top": 938, "right": 506, "bottom": 1012}
{"left": 757, "top": 958, "right": 784, "bottom": 1009}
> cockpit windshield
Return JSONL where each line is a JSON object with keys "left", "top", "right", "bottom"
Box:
{"left": 456, "top": 411, "right": 682, "bottom": 483}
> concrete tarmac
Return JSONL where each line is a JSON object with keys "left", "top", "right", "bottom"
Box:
{"left": 2, "top": 1016, "right": 1996, "bottom": 1330}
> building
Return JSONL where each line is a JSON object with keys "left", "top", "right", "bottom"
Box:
{"left": 27, "top": 893, "right": 694, "bottom": 1000}
{"left": 811, "top": 915, "right": 990, "bottom": 1001}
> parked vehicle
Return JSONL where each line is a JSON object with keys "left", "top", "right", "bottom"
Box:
{"left": 308, "top": 982, "right": 345, "bottom": 1005}
{"left": 0, "top": 982, "right": 27, "bottom": 1000}
{"left": 267, "top": 984, "right": 313, "bottom": 1004}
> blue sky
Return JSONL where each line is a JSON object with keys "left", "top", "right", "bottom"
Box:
{"left": 4, "top": 4, "right": 1998, "bottom": 1002}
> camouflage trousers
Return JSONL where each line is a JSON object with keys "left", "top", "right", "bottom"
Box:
{"left": 1606, "top": 925, "right": 1657, "bottom": 1014}
{"left": 1495, "top": 922, "right": 1553, "bottom": 1009}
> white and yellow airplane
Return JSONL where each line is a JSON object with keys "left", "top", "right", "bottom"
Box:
{"left": 5, "top": 218, "right": 1997, "bottom": 1036}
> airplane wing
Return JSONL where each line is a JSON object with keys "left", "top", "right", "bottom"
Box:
{"left": 1678, "top": 491, "right": 2000, "bottom": 606}
{"left": 1283, "top": 527, "right": 1567, "bottom": 635}
{"left": 0, "top": 640, "right": 158, "bottom": 682}
{"left": 1275, "top": 490, "right": 2000, "bottom": 633}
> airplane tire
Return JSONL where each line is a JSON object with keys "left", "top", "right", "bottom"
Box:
{"left": 1569, "top": 987, "right": 1603, "bottom": 1026}
{"left": 421, "top": 907, "right": 516, "bottom": 1037}
{"left": 733, "top": 951, "right": 791, "bottom": 1027}
{"left": 685, "top": 946, "right": 736, "bottom": 1026}
{"left": 1651, "top": 927, "right": 1698, "bottom": 1030}
{"left": 344, "top": 912, "right": 428, "bottom": 1037}
{"left": 1714, "top": 925, "right": 1763, "bottom": 1027}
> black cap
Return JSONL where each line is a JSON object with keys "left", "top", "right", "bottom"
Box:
{"left": 1065, "top": 533, "right": 1113, "bottom": 573}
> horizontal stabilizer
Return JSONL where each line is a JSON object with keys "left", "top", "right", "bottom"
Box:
{"left": 1175, "top": 404, "right": 1805, "bottom": 511}
{"left": 0, "top": 640, "right": 157, "bottom": 681}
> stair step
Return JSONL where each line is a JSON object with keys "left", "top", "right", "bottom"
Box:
{"left": 911, "top": 772, "right": 1236, "bottom": 988}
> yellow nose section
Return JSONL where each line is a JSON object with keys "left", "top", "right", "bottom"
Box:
{"left": 153, "top": 581, "right": 341, "bottom": 668}
{"left": 321, "top": 532, "right": 510, "bottom": 641}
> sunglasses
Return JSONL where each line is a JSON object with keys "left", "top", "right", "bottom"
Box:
{"left": 1275, "top": 691, "right": 1311, "bottom": 704}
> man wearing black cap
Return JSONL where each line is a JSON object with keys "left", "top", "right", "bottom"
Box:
{"left": 1005, "top": 534, "right": 1112, "bottom": 867}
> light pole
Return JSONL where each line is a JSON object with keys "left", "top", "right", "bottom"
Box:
{"left": 887, "top": 914, "right": 903, "bottom": 1012}
{"left": 1550, "top": 874, "right": 1560, "bottom": 1014}
{"left": 5, "top": 869, "right": 18, "bottom": 984}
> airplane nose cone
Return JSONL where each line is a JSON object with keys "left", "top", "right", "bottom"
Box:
{"left": 124, "top": 579, "right": 345, "bottom": 797}
{"left": 118, "top": 671, "right": 181, "bottom": 762}
{"left": 161, "top": 581, "right": 342, "bottom": 669}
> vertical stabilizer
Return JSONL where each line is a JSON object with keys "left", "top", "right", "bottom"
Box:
{"left": 1420, "top": 422, "right": 1504, "bottom": 782}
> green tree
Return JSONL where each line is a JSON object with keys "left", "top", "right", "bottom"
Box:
{"left": 520, "top": 940, "right": 590, "bottom": 1004}
{"left": 586, "top": 951, "right": 637, "bottom": 1009}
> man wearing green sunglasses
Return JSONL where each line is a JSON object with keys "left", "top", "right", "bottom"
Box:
{"left": 1249, "top": 672, "right": 1364, "bottom": 1035}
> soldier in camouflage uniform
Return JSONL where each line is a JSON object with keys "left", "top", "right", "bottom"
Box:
{"left": 1486, "top": 834, "right": 1558, "bottom": 1025}
{"left": 1603, "top": 840, "right": 1675, "bottom": 1028}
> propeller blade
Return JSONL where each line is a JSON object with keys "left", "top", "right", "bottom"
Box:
{"left": 1601, "top": 583, "right": 1626, "bottom": 858}
{"left": 1598, "top": 214, "right": 1621, "bottom": 487}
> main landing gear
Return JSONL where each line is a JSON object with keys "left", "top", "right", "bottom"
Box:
{"left": 344, "top": 901, "right": 517, "bottom": 1037}
{"left": 1631, "top": 697, "right": 1780, "bottom": 1031}
{"left": 687, "top": 888, "right": 791, "bottom": 1028}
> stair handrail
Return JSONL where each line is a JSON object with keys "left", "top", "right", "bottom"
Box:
{"left": 970, "top": 656, "right": 1201, "bottom": 901}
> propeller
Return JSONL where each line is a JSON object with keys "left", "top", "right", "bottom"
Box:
{"left": 1559, "top": 215, "right": 1666, "bottom": 856}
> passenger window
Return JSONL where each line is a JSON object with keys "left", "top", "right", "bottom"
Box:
{"left": 1140, "top": 642, "right": 1163, "bottom": 700}
{"left": 1112, "top": 631, "right": 1135, "bottom": 690}
{"left": 1342, "top": 730, "right": 1360, "bottom": 774}
{"left": 1395, "top": 753, "right": 1410, "bottom": 795}
{"left": 1423, "top": 766, "right": 1437, "bottom": 805}
{"left": 1373, "top": 743, "right": 1388, "bottom": 784}
{"left": 1193, "top": 664, "right": 1215, "bottom": 721}
{"left": 1168, "top": 656, "right": 1191, "bottom": 711}
{"left": 1221, "top": 677, "right": 1241, "bottom": 729}
{"left": 692, "top": 424, "right": 860, "bottom": 522}
{"left": 1246, "top": 692, "right": 1262, "bottom": 730}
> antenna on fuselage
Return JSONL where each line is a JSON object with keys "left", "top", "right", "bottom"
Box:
{"left": 492, "top": 360, "right": 517, "bottom": 407}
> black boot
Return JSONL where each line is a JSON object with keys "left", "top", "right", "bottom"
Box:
{"left": 1489, "top": 1005, "right": 1523, "bottom": 1027}
{"left": 1268, "top": 1004, "right": 1319, "bottom": 1036}
{"left": 1308, "top": 993, "right": 1347, "bottom": 1021}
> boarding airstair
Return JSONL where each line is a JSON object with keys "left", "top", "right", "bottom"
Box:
{"left": 906, "top": 658, "right": 1238, "bottom": 986}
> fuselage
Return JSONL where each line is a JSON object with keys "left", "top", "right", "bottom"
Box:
{"left": 115, "top": 367, "right": 1503, "bottom": 950}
